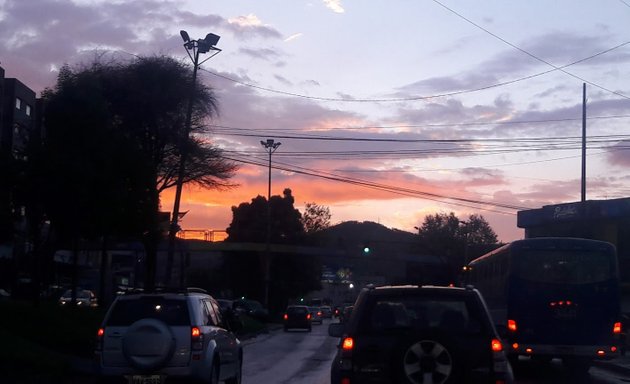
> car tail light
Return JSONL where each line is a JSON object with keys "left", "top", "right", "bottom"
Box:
{"left": 491, "top": 338, "right": 503, "bottom": 352}
{"left": 613, "top": 322, "right": 622, "bottom": 334}
{"left": 507, "top": 319, "right": 517, "bottom": 332}
{"left": 95, "top": 328, "right": 104, "bottom": 351}
{"left": 307, "top": 313, "right": 312, "bottom": 320}
{"left": 191, "top": 326, "right": 204, "bottom": 350}
{"left": 283, "top": 313, "right": 288, "bottom": 320}
{"left": 318, "top": 311, "right": 322, "bottom": 316}
{"left": 342, "top": 337, "right": 354, "bottom": 351}
{"left": 341, "top": 378, "right": 351, "bottom": 384}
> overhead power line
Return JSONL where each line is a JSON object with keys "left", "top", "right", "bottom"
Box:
{"left": 211, "top": 114, "right": 630, "bottom": 133}
{"left": 430, "top": 0, "right": 630, "bottom": 100}
{"left": 201, "top": 39, "right": 630, "bottom": 102}
{"left": 223, "top": 153, "right": 532, "bottom": 214}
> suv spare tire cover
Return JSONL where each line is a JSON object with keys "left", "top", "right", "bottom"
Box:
{"left": 395, "top": 330, "right": 462, "bottom": 384}
{"left": 122, "top": 318, "right": 176, "bottom": 371}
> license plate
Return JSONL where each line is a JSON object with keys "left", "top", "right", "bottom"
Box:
{"left": 129, "top": 375, "right": 163, "bottom": 384}
{"left": 554, "top": 308, "right": 577, "bottom": 319}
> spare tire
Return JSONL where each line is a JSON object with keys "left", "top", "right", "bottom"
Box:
{"left": 395, "top": 330, "right": 463, "bottom": 384}
{"left": 122, "top": 318, "right": 175, "bottom": 371}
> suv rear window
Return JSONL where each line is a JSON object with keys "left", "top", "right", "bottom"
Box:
{"left": 106, "top": 297, "right": 190, "bottom": 326}
{"left": 287, "top": 306, "right": 308, "bottom": 315}
{"left": 363, "top": 296, "right": 483, "bottom": 334}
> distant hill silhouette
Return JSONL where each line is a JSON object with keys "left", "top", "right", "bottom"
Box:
{"left": 309, "top": 221, "right": 420, "bottom": 255}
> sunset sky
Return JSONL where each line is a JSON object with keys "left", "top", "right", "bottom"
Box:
{"left": 2, "top": 0, "right": 630, "bottom": 242}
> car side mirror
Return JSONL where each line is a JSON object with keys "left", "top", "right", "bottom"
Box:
{"left": 328, "top": 323, "right": 344, "bottom": 337}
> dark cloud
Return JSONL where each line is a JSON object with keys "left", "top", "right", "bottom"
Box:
{"left": 394, "top": 31, "right": 628, "bottom": 97}
{"left": 605, "top": 141, "right": 630, "bottom": 167}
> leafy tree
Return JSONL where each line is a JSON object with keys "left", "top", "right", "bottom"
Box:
{"left": 302, "top": 202, "right": 331, "bottom": 234}
{"left": 225, "top": 188, "right": 305, "bottom": 244}
{"left": 224, "top": 189, "right": 320, "bottom": 311}
{"left": 37, "top": 55, "right": 237, "bottom": 290}
{"left": 416, "top": 212, "right": 499, "bottom": 269}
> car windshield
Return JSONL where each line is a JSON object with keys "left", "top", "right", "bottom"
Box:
{"left": 61, "top": 289, "right": 91, "bottom": 299}
{"left": 106, "top": 297, "right": 190, "bottom": 326}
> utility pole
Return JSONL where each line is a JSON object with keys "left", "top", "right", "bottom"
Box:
{"left": 581, "top": 83, "right": 587, "bottom": 203}
{"left": 260, "top": 139, "right": 281, "bottom": 307}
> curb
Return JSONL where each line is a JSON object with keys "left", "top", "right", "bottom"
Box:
{"left": 592, "top": 358, "right": 630, "bottom": 376}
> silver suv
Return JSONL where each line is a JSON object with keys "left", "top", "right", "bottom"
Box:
{"left": 95, "top": 288, "right": 242, "bottom": 384}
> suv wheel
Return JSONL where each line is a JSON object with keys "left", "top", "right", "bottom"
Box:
{"left": 122, "top": 318, "right": 175, "bottom": 371}
{"left": 397, "top": 331, "right": 462, "bottom": 384}
{"left": 225, "top": 358, "right": 242, "bottom": 384}
{"left": 209, "top": 361, "right": 220, "bottom": 384}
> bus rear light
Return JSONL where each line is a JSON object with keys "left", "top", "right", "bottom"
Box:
{"left": 507, "top": 320, "right": 517, "bottom": 332}
{"left": 613, "top": 322, "right": 622, "bottom": 334}
{"left": 491, "top": 339, "right": 503, "bottom": 352}
{"left": 342, "top": 337, "right": 354, "bottom": 351}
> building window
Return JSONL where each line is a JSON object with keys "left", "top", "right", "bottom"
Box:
{"left": 16, "top": 97, "right": 22, "bottom": 110}
{"left": 25, "top": 104, "right": 31, "bottom": 116}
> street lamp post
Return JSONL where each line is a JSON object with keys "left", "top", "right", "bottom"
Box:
{"left": 260, "top": 139, "right": 281, "bottom": 307}
{"left": 165, "top": 30, "right": 221, "bottom": 288}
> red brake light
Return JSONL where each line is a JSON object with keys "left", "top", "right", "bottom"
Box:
{"left": 307, "top": 313, "right": 312, "bottom": 320}
{"left": 613, "top": 322, "right": 622, "bottom": 334}
{"left": 95, "top": 327, "right": 105, "bottom": 351}
{"left": 507, "top": 319, "right": 517, "bottom": 332}
{"left": 191, "top": 326, "right": 203, "bottom": 350}
{"left": 491, "top": 338, "right": 503, "bottom": 352}
{"left": 283, "top": 314, "right": 288, "bottom": 320}
{"left": 342, "top": 337, "right": 354, "bottom": 350}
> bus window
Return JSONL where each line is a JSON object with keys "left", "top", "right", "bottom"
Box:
{"left": 514, "top": 250, "right": 614, "bottom": 284}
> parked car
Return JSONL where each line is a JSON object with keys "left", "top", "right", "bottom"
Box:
{"left": 95, "top": 288, "right": 243, "bottom": 384}
{"left": 328, "top": 284, "right": 514, "bottom": 384}
{"left": 58, "top": 289, "right": 98, "bottom": 307}
{"left": 233, "top": 298, "right": 269, "bottom": 322}
{"left": 308, "top": 306, "right": 324, "bottom": 324}
{"left": 320, "top": 305, "right": 333, "bottom": 319}
{"left": 284, "top": 305, "right": 312, "bottom": 332}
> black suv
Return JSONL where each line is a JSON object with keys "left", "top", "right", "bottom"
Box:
{"left": 328, "top": 285, "right": 514, "bottom": 384}
{"left": 95, "top": 288, "right": 243, "bottom": 384}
